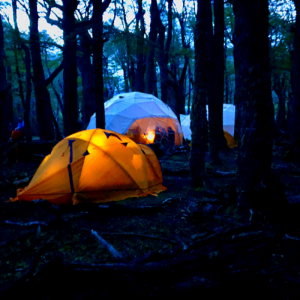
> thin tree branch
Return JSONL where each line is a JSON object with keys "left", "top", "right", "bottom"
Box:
{"left": 45, "top": 60, "right": 63, "bottom": 87}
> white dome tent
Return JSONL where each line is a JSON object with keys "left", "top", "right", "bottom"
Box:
{"left": 220, "top": 104, "right": 236, "bottom": 136}
{"left": 180, "top": 104, "right": 236, "bottom": 140}
{"left": 180, "top": 114, "right": 192, "bottom": 141}
{"left": 87, "top": 92, "right": 183, "bottom": 146}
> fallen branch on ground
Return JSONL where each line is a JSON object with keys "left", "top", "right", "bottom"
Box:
{"left": 93, "top": 232, "right": 178, "bottom": 245}
{"left": 207, "top": 169, "right": 236, "bottom": 177}
{"left": 13, "top": 177, "right": 30, "bottom": 186}
{"left": 0, "top": 220, "right": 49, "bottom": 227}
{"left": 159, "top": 214, "right": 189, "bottom": 250}
{"left": 91, "top": 229, "right": 125, "bottom": 262}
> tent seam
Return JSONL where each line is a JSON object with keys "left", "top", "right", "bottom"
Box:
{"left": 78, "top": 139, "right": 147, "bottom": 190}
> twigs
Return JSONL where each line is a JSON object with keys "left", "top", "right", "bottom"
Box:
{"left": 0, "top": 231, "right": 34, "bottom": 248}
{"left": 0, "top": 220, "right": 49, "bottom": 227}
{"left": 190, "top": 226, "right": 259, "bottom": 248}
{"left": 161, "top": 197, "right": 180, "bottom": 207}
{"left": 13, "top": 177, "right": 30, "bottom": 186}
{"left": 0, "top": 240, "right": 53, "bottom": 296}
{"left": 91, "top": 229, "right": 125, "bottom": 262}
{"left": 284, "top": 234, "right": 300, "bottom": 241}
{"left": 207, "top": 169, "right": 236, "bottom": 178}
{"left": 93, "top": 232, "right": 178, "bottom": 246}
{"left": 159, "top": 214, "right": 189, "bottom": 250}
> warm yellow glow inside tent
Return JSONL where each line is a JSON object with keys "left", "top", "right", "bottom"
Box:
{"left": 126, "top": 117, "right": 182, "bottom": 146}
{"left": 10, "top": 129, "right": 167, "bottom": 205}
{"left": 87, "top": 92, "right": 184, "bottom": 146}
{"left": 146, "top": 131, "right": 155, "bottom": 143}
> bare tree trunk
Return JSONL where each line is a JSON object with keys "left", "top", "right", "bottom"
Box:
{"left": 189, "top": 0, "right": 210, "bottom": 187}
{"left": 290, "top": 0, "right": 300, "bottom": 159}
{"left": 78, "top": 32, "right": 95, "bottom": 128}
{"left": 134, "top": 0, "right": 145, "bottom": 92}
{"left": 152, "top": 0, "right": 171, "bottom": 103}
{"left": 234, "top": 0, "right": 274, "bottom": 207}
{"left": 5, "top": 64, "right": 14, "bottom": 129}
{"left": 13, "top": 0, "right": 32, "bottom": 142}
{"left": 211, "top": 0, "right": 227, "bottom": 155}
{"left": 224, "top": 34, "right": 229, "bottom": 104}
{"left": 188, "top": 63, "right": 192, "bottom": 114}
{"left": 153, "top": 67, "right": 158, "bottom": 97}
{"left": 93, "top": 0, "right": 112, "bottom": 129}
{"left": 165, "top": 18, "right": 189, "bottom": 119}
{"left": 122, "top": 60, "right": 129, "bottom": 93}
{"left": 29, "top": 0, "right": 54, "bottom": 140}
{"left": 62, "top": 0, "right": 78, "bottom": 136}
{"left": 0, "top": 16, "right": 11, "bottom": 144}
{"left": 206, "top": 0, "right": 219, "bottom": 164}
{"left": 145, "top": 0, "right": 157, "bottom": 95}
{"left": 21, "top": 44, "right": 32, "bottom": 142}
{"left": 273, "top": 73, "right": 286, "bottom": 135}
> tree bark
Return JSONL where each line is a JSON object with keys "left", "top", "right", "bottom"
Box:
{"left": 134, "top": 0, "right": 145, "bottom": 92}
{"left": 62, "top": 0, "right": 78, "bottom": 136}
{"left": 273, "top": 73, "right": 286, "bottom": 135}
{"left": 209, "top": 0, "right": 227, "bottom": 162}
{"left": 166, "top": 10, "right": 189, "bottom": 118}
{"left": 153, "top": 0, "right": 170, "bottom": 103}
{"left": 29, "top": 0, "right": 54, "bottom": 140}
{"left": 189, "top": 0, "right": 210, "bottom": 187}
{"left": 93, "top": 0, "right": 112, "bottom": 129}
{"left": 5, "top": 65, "right": 14, "bottom": 131}
{"left": 21, "top": 44, "right": 33, "bottom": 142}
{"left": 290, "top": 0, "right": 300, "bottom": 159}
{"left": 231, "top": 5, "right": 241, "bottom": 140}
{"left": 0, "top": 16, "right": 11, "bottom": 144}
{"left": 120, "top": 0, "right": 134, "bottom": 92}
{"left": 78, "top": 32, "right": 95, "bottom": 128}
{"left": 187, "top": 63, "right": 192, "bottom": 114}
{"left": 13, "top": 0, "right": 32, "bottom": 142}
{"left": 145, "top": 0, "right": 158, "bottom": 95}
{"left": 234, "top": 1, "right": 274, "bottom": 207}
{"left": 93, "top": 0, "right": 105, "bottom": 129}
{"left": 177, "top": 14, "right": 189, "bottom": 116}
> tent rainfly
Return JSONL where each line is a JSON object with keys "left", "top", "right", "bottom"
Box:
{"left": 10, "top": 129, "right": 167, "bottom": 205}
{"left": 87, "top": 92, "right": 183, "bottom": 146}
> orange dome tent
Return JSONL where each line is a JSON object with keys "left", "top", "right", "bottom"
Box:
{"left": 223, "top": 130, "right": 238, "bottom": 149}
{"left": 10, "top": 129, "right": 167, "bottom": 205}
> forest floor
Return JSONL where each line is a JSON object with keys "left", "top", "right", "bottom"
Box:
{"left": 1, "top": 141, "right": 300, "bottom": 299}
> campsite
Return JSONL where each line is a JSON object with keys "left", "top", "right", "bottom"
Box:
{"left": 2, "top": 0, "right": 300, "bottom": 299}
{"left": 1, "top": 138, "right": 300, "bottom": 299}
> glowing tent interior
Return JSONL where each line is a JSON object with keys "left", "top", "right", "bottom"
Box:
{"left": 10, "top": 129, "right": 167, "bottom": 205}
{"left": 87, "top": 92, "right": 183, "bottom": 146}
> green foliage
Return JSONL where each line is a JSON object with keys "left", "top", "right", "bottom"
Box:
{"left": 0, "top": 0, "right": 297, "bottom": 132}
{"left": 269, "top": 5, "right": 294, "bottom": 72}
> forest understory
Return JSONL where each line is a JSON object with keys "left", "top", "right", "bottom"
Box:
{"left": 1, "top": 141, "right": 300, "bottom": 299}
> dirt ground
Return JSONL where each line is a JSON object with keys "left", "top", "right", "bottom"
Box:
{"left": 1, "top": 142, "right": 300, "bottom": 299}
